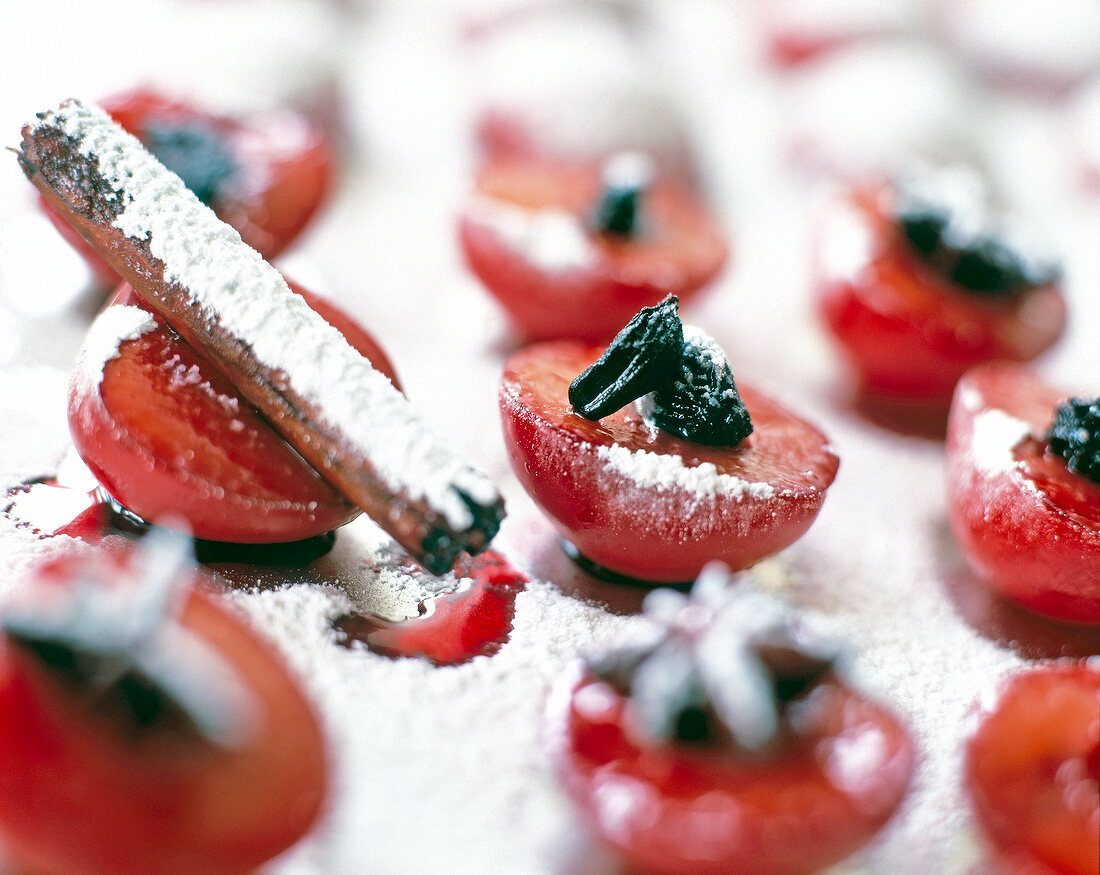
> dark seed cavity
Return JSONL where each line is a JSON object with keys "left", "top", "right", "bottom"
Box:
{"left": 569, "top": 296, "right": 753, "bottom": 448}
{"left": 1046, "top": 397, "right": 1100, "bottom": 484}
{"left": 144, "top": 121, "right": 237, "bottom": 207}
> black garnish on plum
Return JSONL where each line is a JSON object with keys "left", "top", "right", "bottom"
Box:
{"left": 592, "top": 152, "right": 652, "bottom": 238}
{"left": 899, "top": 211, "right": 947, "bottom": 257}
{"left": 629, "top": 641, "right": 721, "bottom": 745}
{"left": 594, "top": 179, "right": 643, "bottom": 237}
{"left": 143, "top": 121, "right": 237, "bottom": 206}
{"left": 590, "top": 630, "right": 836, "bottom": 747}
{"left": 649, "top": 334, "right": 753, "bottom": 446}
{"left": 950, "top": 239, "right": 1034, "bottom": 295}
{"left": 569, "top": 295, "right": 753, "bottom": 447}
{"left": 897, "top": 205, "right": 1057, "bottom": 298}
{"left": 1046, "top": 397, "right": 1100, "bottom": 484}
{"left": 569, "top": 296, "right": 684, "bottom": 420}
{"left": 9, "top": 635, "right": 200, "bottom": 742}
{"left": 755, "top": 642, "right": 835, "bottom": 703}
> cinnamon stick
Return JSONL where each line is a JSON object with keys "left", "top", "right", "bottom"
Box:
{"left": 18, "top": 99, "right": 503, "bottom": 574}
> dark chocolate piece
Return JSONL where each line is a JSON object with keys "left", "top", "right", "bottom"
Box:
{"left": 144, "top": 121, "right": 237, "bottom": 207}
{"left": 590, "top": 617, "right": 838, "bottom": 748}
{"left": 896, "top": 171, "right": 1059, "bottom": 297}
{"left": 592, "top": 151, "right": 652, "bottom": 238}
{"left": 1046, "top": 397, "right": 1100, "bottom": 484}
{"left": 8, "top": 634, "right": 201, "bottom": 742}
{"left": 649, "top": 333, "right": 754, "bottom": 446}
{"left": 569, "top": 296, "right": 684, "bottom": 420}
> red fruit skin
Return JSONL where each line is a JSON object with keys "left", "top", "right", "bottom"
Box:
{"left": 814, "top": 184, "right": 1066, "bottom": 413}
{"left": 551, "top": 667, "right": 915, "bottom": 875}
{"left": 43, "top": 88, "right": 334, "bottom": 285}
{"left": 945, "top": 362, "right": 1100, "bottom": 624}
{"left": 335, "top": 550, "right": 528, "bottom": 666}
{"left": 966, "top": 663, "right": 1100, "bottom": 875}
{"left": 459, "top": 157, "right": 728, "bottom": 344}
{"left": 68, "top": 281, "right": 400, "bottom": 544}
{"left": 499, "top": 342, "right": 839, "bottom": 583}
{"left": 0, "top": 553, "right": 328, "bottom": 875}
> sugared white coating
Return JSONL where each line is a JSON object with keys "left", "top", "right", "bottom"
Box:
{"left": 0, "top": 528, "right": 257, "bottom": 747}
{"left": 465, "top": 196, "right": 596, "bottom": 272}
{"left": 595, "top": 323, "right": 775, "bottom": 500}
{"left": 596, "top": 441, "right": 776, "bottom": 500}
{"left": 952, "top": 383, "right": 1037, "bottom": 488}
{"left": 969, "top": 410, "right": 1032, "bottom": 479}
{"left": 32, "top": 99, "right": 499, "bottom": 532}
{"left": 600, "top": 150, "right": 656, "bottom": 193}
{"left": 74, "top": 304, "right": 156, "bottom": 391}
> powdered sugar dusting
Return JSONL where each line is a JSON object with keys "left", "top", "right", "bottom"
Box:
{"left": 597, "top": 441, "right": 776, "bottom": 499}
{"left": 33, "top": 99, "right": 499, "bottom": 531}
{"left": 681, "top": 324, "right": 727, "bottom": 373}
{"left": 969, "top": 408, "right": 1031, "bottom": 476}
{"left": 75, "top": 304, "right": 156, "bottom": 391}
{"left": 955, "top": 383, "right": 1033, "bottom": 477}
{"left": 467, "top": 196, "right": 596, "bottom": 272}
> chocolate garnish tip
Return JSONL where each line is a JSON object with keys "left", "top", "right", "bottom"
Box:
{"left": 569, "top": 295, "right": 683, "bottom": 420}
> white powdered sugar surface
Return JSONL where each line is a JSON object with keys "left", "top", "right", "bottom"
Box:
{"left": 467, "top": 196, "right": 596, "bottom": 272}
{"left": 33, "top": 99, "right": 497, "bottom": 531}
{"left": 968, "top": 408, "right": 1032, "bottom": 476}
{"left": 597, "top": 441, "right": 777, "bottom": 500}
{"left": 952, "top": 383, "right": 1035, "bottom": 480}
{"left": 75, "top": 304, "right": 156, "bottom": 390}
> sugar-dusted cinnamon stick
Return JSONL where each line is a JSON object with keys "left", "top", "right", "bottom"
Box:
{"left": 18, "top": 98, "right": 504, "bottom": 574}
